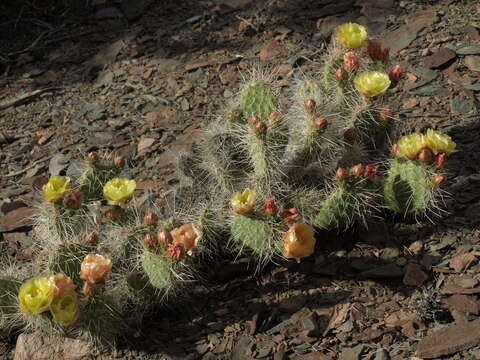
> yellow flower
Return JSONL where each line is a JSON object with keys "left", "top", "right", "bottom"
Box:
{"left": 18, "top": 277, "right": 55, "bottom": 315}
{"left": 283, "top": 223, "right": 316, "bottom": 261}
{"left": 424, "top": 129, "right": 456, "bottom": 155}
{"left": 50, "top": 291, "right": 78, "bottom": 326}
{"left": 231, "top": 188, "right": 256, "bottom": 215}
{"left": 337, "top": 23, "right": 368, "bottom": 49}
{"left": 103, "top": 178, "right": 136, "bottom": 205}
{"left": 396, "top": 133, "right": 426, "bottom": 159}
{"left": 171, "top": 224, "right": 202, "bottom": 253}
{"left": 354, "top": 71, "right": 391, "bottom": 97}
{"left": 80, "top": 254, "right": 112, "bottom": 284}
{"left": 43, "top": 176, "right": 71, "bottom": 202}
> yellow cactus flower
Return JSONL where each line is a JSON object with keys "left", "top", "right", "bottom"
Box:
{"left": 424, "top": 129, "right": 456, "bottom": 155}
{"left": 396, "top": 133, "right": 426, "bottom": 159}
{"left": 80, "top": 254, "right": 112, "bottom": 284}
{"left": 43, "top": 176, "right": 71, "bottom": 202}
{"left": 171, "top": 223, "right": 202, "bottom": 253}
{"left": 337, "top": 23, "right": 368, "bottom": 49}
{"left": 103, "top": 178, "right": 136, "bottom": 205}
{"left": 50, "top": 291, "right": 78, "bottom": 326}
{"left": 283, "top": 223, "right": 316, "bottom": 262}
{"left": 231, "top": 188, "right": 256, "bottom": 215}
{"left": 354, "top": 71, "right": 391, "bottom": 97}
{"left": 18, "top": 277, "right": 55, "bottom": 315}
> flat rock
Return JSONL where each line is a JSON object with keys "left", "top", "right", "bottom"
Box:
{"left": 403, "top": 263, "right": 429, "bottom": 286}
{"left": 359, "top": 263, "right": 403, "bottom": 279}
{"left": 14, "top": 332, "right": 92, "bottom": 360}
{"left": 340, "top": 344, "right": 364, "bottom": 360}
{"left": 465, "top": 56, "right": 480, "bottom": 72}
{"left": 260, "top": 41, "right": 283, "bottom": 61}
{"left": 442, "top": 295, "right": 480, "bottom": 315}
{"left": 416, "top": 320, "right": 480, "bottom": 358}
{"left": 423, "top": 48, "right": 456, "bottom": 69}
{"left": 457, "top": 46, "right": 480, "bottom": 55}
{"left": 0, "top": 207, "right": 36, "bottom": 232}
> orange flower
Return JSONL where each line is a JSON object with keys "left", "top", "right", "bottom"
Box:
{"left": 49, "top": 274, "right": 75, "bottom": 299}
{"left": 283, "top": 223, "right": 316, "bottom": 261}
{"left": 171, "top": 224, "right": 201, "bottom": 253}
{"left": 80, "top": 254, "right": 112, "bottom": 284}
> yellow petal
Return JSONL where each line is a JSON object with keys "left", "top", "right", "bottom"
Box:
{"left": 18, "top": 277, "right": 55, "bottom": 315}
{"left": 103, "top": 178, "right": 136, "bottom": 205}
{"left": 397, "top": 133, "right": 426, "bottom": 159}
{"left": 231, "top": 188, "right": 256, "bottom": 215}
{"left": 354, "top": 71, "right": 391, "bottom": 97}
{"left": 337, "top": 23, "right": 368, "bottom": 49}
{"left": 50, "top": 291, "right": 78, "bottom": 326}
{"left": 424, "top": 129, "right": 456, "bottom": 155}
{"left": 43, "top": 176, "right": 71, "bottom": 202}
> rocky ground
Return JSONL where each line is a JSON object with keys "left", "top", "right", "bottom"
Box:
{"left": 1, "top": 0, "right": 480, "bottom": 359}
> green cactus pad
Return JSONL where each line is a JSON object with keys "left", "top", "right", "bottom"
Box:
{"left": 230, "top": 215, "right": 279, "bottom": 257}
{"left": 383, "top": 160, "right": 432, "bottom": 214}
{"left": 240, "top": 81, "right": 278, "bottom": 121}
{"left": 247, "top": 132, "right": 269, "bottom": 179}
{"left": 49, "top": 244, "right": 94, "bottom": 285}
{"left": 142, "top": 251, "right": 173, "bottom": 290}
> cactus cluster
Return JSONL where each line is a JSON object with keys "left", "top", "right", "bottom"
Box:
{"left": 0, "top": 23, "right": 456, "bottom": 344}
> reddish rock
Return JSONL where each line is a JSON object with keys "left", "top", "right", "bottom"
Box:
{"left": 442, "top": 295, "right": 480, "bottom": 315}
{"left": 403, "top": 263, "right": 429, "bottom": 286}
{"left": 260, "top": 41, "right": 283, "bottom": 61}
{"left": 0, "top": 207, "right": 36, "bottom": 232}
{"left": 416, "top": 320, "right": 480, "bottom": 358}
{"left": 423, "top": 48, "right": 456, "bottom": 69}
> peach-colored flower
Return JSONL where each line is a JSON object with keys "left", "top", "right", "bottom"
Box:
{"left": 50, "top": 274, "right": 75, "bottom": 299}
{"left": 283, "top": 223, "right": 316, "bottom": 261}
{"left": 171, "top": 224, "right": 201, "bottom": 253}
{"left": 80, "top": 254, "right": 112, "bottom": 284}
{"left": 344, "top": 52, "right": 359, "bottom": 71}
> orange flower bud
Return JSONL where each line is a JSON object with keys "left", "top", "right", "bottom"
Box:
{"left": 87, "top": 152, "right": 99, "bottom": 163}
{"left": 335, "top": 168, "right": 347, "bottom": 181}
{"left": 418, "top": 148, "right": 433, "bottom": 163}
{"left": 350, "top": 164, "right": 363, "bottom": 177}
{"left": 84, "top": 232, "right": 99, "bottom": 245}
{"left": 249, "top": 115, "right": 261, "bottom": 126}
{"left": 264, "top": 197, "right": 278, "bottom": 215}
{"left": 314, "top": 117, "right": 328, "bottom": 130}
{"left": 269, "top": 111, "right": 279, "bottom": 123}
{"left": 431, "top": 174, "right": 445, "bottom": 186}
{"left": 168, "top": 243, "right": 185, "bottom": 260}
{"left": 157, "top": 229, "right": 173, "bottom": 245}
{"left": 363, "top": 164, "right": 379, "bottom": 181}
{"left": 113, "top": 156, "right": 125, "bottom": 168}
{"left": 343, "top": 52, "right": 359, "bottom": 71}
{"left": 435, "top": 153, "right": 446, "bottom": 169}
{"left": 304, "top": 99, "right": 316, "bottom": 113}
{"left": 367, "top": 40, "right": 389, "bottom": 63}
{"left": 388, "top": 65, "right": 403, "bottom": 82}
{"left": 255, "top": 120, "right": 268, "bottom": 133}
{"left": 335, "top": 68, "right": 348, "bottom": 81}
{"left": 144, "top": 212, "right": 159, "bottom": 226}
{"left": 143, "top": 233, "right": 156, "bottom": 247}
{"left": 64, "top": 189, "right": 84, "bottom": 210}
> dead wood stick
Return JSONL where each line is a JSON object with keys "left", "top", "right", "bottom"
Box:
{"left": 0, "top": 87, "right": 63, "bottom": 111}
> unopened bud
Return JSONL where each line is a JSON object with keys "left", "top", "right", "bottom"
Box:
{"left": 418, "top": 148, "right": 433, "bottom": 163}
{"left": 104, "top": 207, "right": 120, "bottom": 221}
{"left": 264, "top": 197, "right": 278, "bottom": 215}
{"left": 364, "top": 164, "right": 379, "bottom": 181}
{"left": 144, "top": 212, "right": 159, "bottom": 226}
{"left": 113, "top": 156, "right": 125, "bottom": 168}
{"left": 249, "top": 115, "right": 261, "bottom": 126}
{"left": 431, "top": 174, "right": 445, "bottom": 187}
{"left": 168, "top": 243, "right": 185, "bottom": 260}
{"left": 85, "top": 232, "right": 99, "bottom": 245}
{"left": 157, "top": 230, "right": 173, "bottom": 245}
{"left": 304, "top": 99, "right": 316, "bottom": 113}
{"left": 343, "top": 128, "right": 357, "bottom": 142}
{"left": 82, "top": 282, "right": 95, "bottom": 297}
{"left": 379, "top": 107, "right": 392, "bottom": 123}
{"left": 343, "top": 52, "right": 359, "bottom": 71}
{"left": 269, "top": 111, "right": 279, "bottom": 123}
{"left": 391, "top": 143, "right": 399, "bottom": 155}
{"left": 255, "top": 120, "right": 268, "bottom": 133}
{"left": 389, "top": 65, "right": 403, "bottom": 82}
{"left": 314, "top": 117, "right": 328, "bottom": 130}
{"left": 335, "top": 168, "right": 347, "bottom": 181}
{"left": 87, "top": 152, "right": 99, "bottom": 163}
{"left": 435, "top": 153, "right": 446, "bottom": 169}
{"left": 143, "top": 233, "right": 156, "bottom": 247}
{"left": 335, "top": 68, "right": 348, "bottom": 81}
{"left": 350, "top": 164, "right": 363, "bottom": 177}
{"left": 282, "top": 208, "right": 299, "bottom": 224}
{"left": 64, "top": 189, "right": 84, "bottom": 210}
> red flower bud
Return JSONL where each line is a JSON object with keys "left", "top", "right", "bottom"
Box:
{"left": 264, "top": 197, "right": 278, "bottom": 215}
{"left": 269, "top": 111, "right": 279, "bottom": 123}
{"left": 335, "top": 68, "right": 348, "bottom": 81}
{"left": 435, "top": 153, "right": 446, "bottom": 169}
{"left": 343, "top": 52, "right": 359, "bottom": 71}
{"left": 335, "top": 168, "right": 347, "bottom": 181}
{"left": 157, "top": 230, "right": 173, "bottom": 245}
{"left": 364, "top": 164, "right": 379, "bottom": 181}
{"left": 379, "top": 107, "right": 392, "bottom": 123}
{"left": 255, "top": 120, "right": 268, "bottom": 133}
{"left": 144, "top": 212, "right": 159, "bottom": 226}
{"left": 249, "top": 115, "right": 261, "bottom": 126}
{"left": 282, "top": 208, "right": 299, "bottom": 224}
{"left": 431, "top": 174, "right": 445, "bottom": 187}
{"left": 113, "top": 156, "right": 125, "bottom": 168}
{"left": 388, "top": 65, "right": 403, "bottom": 82}
{"left": 143, "top": 233, "right": 157, "bottom": 247}
{"left": 168, "top": 243, "right": 185, "bottom": 260}
{"left": 350, "top": 164, "right": 363, "bottom": 177}
{"left": 314, "top": 117, "right": 328, "bottom": 130}
{"left": 367, "top": 40, "right": 390, "bottom": 63}
{"left": 304, "top": 99, "right": 316, "bottom": 113}
{"left": 343, "top": 128, "right": 357, "bottom": 142}
{"left": 418, "top": 148, "right": 433, "bottom": 163}
{"left": 64, "top": 189, "right": 84, "bottom": 210}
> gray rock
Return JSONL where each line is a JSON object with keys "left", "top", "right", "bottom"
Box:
{"left": 457, "top": 46, "right": 480, "bottom": 55}
{"left": 465, "top": 56, "right": 480, "bottom": 72}
{"left": 410, "top": 84, "right": 450, "bottom": 96}
{"left": 340, "top": 344, "right": 365, "bottom": 360}
{"left": 450, "top": 97, "right": 476, "bottom": 114}
{"left": 375, "top": 348, "right": 390, "bottom": 360}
